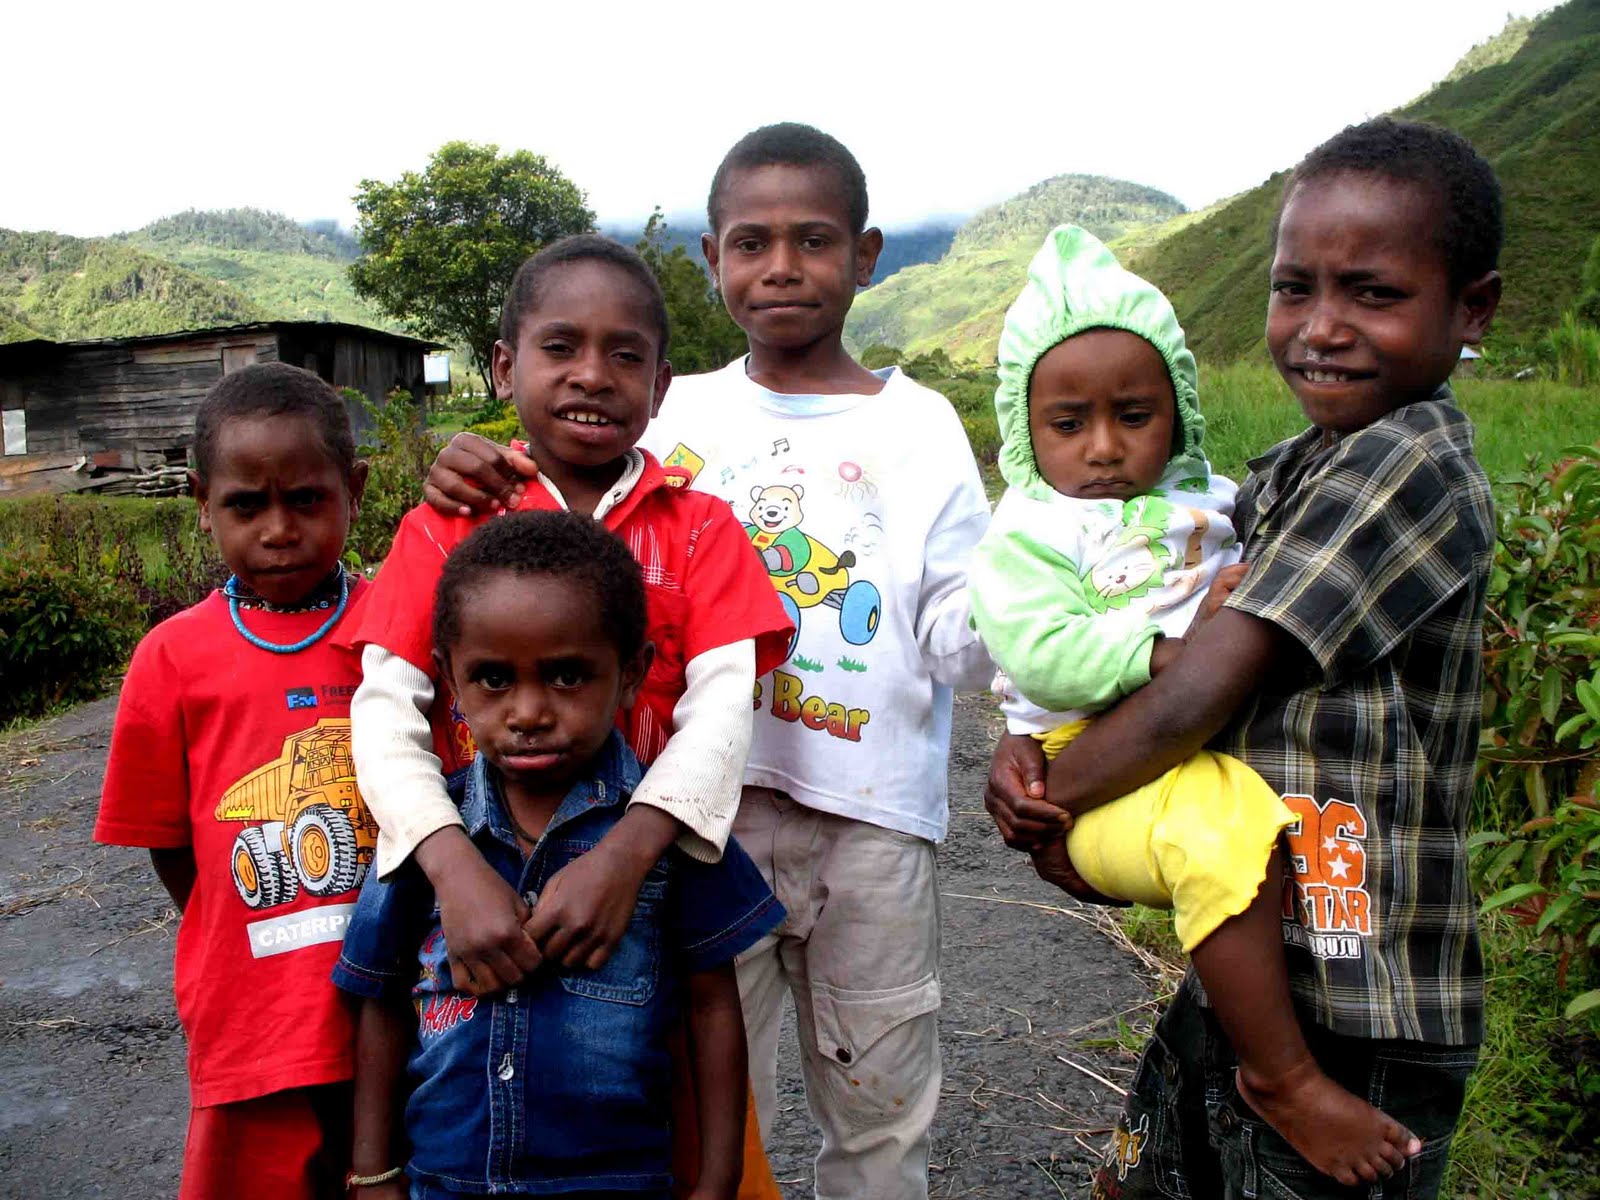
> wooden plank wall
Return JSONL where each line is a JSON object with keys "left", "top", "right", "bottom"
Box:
{"left": 332, "top": 336, "right": 427, "bottom": 437}
{"left": 4, "top": 333, "right": 277, "bottom": 461}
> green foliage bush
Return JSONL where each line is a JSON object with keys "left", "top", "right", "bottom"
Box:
{"left": 1543, "top": 311, "right": 1600, "bottom": 387}
{"left": 0, "top": 494, "right": 220, "bottom": 628}
{"left": 348, "top": 388, "right": 436, "bottom": 565}
{"left": 1472, "top": 445, "right": 1600, "bottom": 1024}
{"left": 635, "top": 210, "right": 746, "bottom": 376}
{"left": 0, "top": 553, "right": 143, "bottom": 723}
{"left": 349, "top": 141, "right": 595, "bottom": 393}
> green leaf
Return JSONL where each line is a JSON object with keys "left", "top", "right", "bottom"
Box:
{"left": 1535, "top": 892, "right": 1576, "bottom": 935}
{"left": 1555, "top": 711, "right": 1593, "bottom": 743}
{"left": 1539, "top": 669, "right": 1564, "bottom": 724}
{"left": 1578, "top": 678, "right": 1600, "bottom": 723}
{"left": 1526, "top": 766, "right": 1549, "bottom": 817}
{"left": 1564, "top": 989, "right": 1600, "bottom": 1020}
{"left": 1485, "top": 841, "right": 1527, "bottom": 883}
{"left": 1467, "top": 830, "right": 1509, "bottom": 852}
{"left": 1480, "top": 881, "right": 1545, "bottom": 912}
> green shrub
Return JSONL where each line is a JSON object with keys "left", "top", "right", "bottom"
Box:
{"left": 0, "top": 553, "right": 142, "bottom": 722}
{"left": 347, "top": 387, "right": 436, "bottom": 565}
{"left": 1472, "top": 445, "right": 1600, "bottom": 1024}
{"left": 1543, "top": 312, "right": 1600, "bottom": 387}
{"left": 0, "top": 494, "right": 220, "bottom": 627}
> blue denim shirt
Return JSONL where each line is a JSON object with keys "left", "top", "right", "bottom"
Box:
{"left": 333, "top": 733, "right": 782, "bottom": 1195}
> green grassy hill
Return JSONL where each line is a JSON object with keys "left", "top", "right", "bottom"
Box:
{"left": 844, "top": 175, "right": 1186, "bottom": 362}
{"left": 1122, "top": 0, "right": 1600, "bottom": 360}
{"left": 0, "top": 209, "right": 402, "bottom": 344}
{"left": 120, "top": 208, "right": 395, "bottom": 328}
{"left": 0, "top": 230, "right": 263, "bottom": 342}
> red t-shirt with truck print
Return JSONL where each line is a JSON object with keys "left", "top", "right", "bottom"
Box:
{"left": 96, "top": 580, "right": 371, "bottom": 1107}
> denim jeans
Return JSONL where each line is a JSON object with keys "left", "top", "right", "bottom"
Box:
{"left": 1091, "top": 977, "right": 1478, "bottom": 1200}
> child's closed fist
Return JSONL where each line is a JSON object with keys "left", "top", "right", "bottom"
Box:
{"left": 435, "top": 854, "right": 542, "bottom": 994}
{"left": 523, "top": 846, "right": 642, "bottom": 971}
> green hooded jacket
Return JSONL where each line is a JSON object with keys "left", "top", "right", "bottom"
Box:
{"left": 969, "top": 225, "right": 1238, "bottom": 723}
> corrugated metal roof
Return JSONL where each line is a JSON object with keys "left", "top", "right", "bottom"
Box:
{"left": 0, "top": 320, "right": 445, "bottom": 364}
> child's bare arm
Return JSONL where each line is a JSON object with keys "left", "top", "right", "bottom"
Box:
{"left": 1047, "top": 607, "right": 1297, "bottom": 816}
{"left": 349, "top": 994, "right": 413, "bottom": 1200}
{"left": 1148, "top": 562, "right": 1251, "bottom": 676}
{"left": 424, "top": 433, "right": 538, "bottom": 516}
{"left": 523, "top": 806, "right": 680, "bottom": 970}
{"left": 149, "top": 847, "right": 197, "bottom": 912}
{"left": 684, "top": 962, "right": 748, "bottom": 1200}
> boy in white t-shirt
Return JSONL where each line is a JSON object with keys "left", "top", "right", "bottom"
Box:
{"left": 428, "top": 123, "right": 993, "bottom": 1200}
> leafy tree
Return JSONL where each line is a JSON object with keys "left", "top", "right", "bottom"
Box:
{"left": 859, "top": 344, "right": 903, "bottom": 371}
{"left": 635, "top": 209, "right": 746, "bottom": 375}
{"left": 349, "top": 142, "right": 594, "bottom": 394}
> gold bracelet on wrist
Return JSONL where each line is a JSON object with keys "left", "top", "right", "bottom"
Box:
{"left": 346, "top": 1166, "right": 403, "bottom": 1190}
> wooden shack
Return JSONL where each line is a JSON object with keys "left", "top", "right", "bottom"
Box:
{"left": 0, "top": 321, "right": 443, "bottom": 496}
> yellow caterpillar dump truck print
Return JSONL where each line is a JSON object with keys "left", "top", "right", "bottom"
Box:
{"left": 215, "top": 718, "right": 377, "bottom": 910}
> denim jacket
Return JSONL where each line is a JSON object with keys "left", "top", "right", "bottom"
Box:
{"left": 333, "top": 733, "right": 782, "bottom": 1195}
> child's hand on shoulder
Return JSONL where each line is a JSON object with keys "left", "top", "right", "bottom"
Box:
{"left": 424, "top": 432, "right": 539, "bottom": 517}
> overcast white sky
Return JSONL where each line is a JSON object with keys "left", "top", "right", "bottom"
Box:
{"left": 2, "top": 0, "right": 1551, "bottom": 238}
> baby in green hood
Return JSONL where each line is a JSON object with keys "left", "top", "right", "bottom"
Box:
{"left": 970, "top": 226, "right": 1419, "bottom": 1184}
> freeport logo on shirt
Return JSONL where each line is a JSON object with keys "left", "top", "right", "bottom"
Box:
{"left": 245, "top": 903, "right": 355, "bottom": 958}
{"left": 286, "top": 687, "right": 318, "bottom": 710}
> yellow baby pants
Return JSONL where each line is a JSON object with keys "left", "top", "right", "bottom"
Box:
{"left": 1036, "top": 720, "right": 1294, "bottom": 952}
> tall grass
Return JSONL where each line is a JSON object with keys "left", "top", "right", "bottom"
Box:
{"left": 1198, "top": 362, "right": 1600, "bottom": 483}
{"left": 1544, "top": 313, "right": 1600, "bottom": 388}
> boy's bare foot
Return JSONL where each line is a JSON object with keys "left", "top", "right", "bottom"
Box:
{"left": 1235, "top": 1057, "right": 1422, "bottom": 1186}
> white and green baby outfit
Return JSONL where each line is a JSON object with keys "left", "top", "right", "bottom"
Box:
{"left": 969, "top": 226, "right": 1292, "bottom": 952}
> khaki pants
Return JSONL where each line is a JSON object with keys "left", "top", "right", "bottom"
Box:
{"left": 734, "top": 787, "right": 941, "bottom": 1200}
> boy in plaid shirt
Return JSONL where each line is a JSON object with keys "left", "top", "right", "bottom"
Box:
{"left": 986, "top": 118, "right": 1503, "bottom": 1199}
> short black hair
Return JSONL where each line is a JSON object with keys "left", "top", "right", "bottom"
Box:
{"left": 432, "top": 509, "right": 648, "bottom": 664}
{"left": 193, "top": 361, "right": 356, "bottom": 480}
{"left": 499, "top": 233, "right": 670, "bottom": 354}
{"left": 1282, "top": 117, "right": 1503, "bottom": 293}
{"left": 707, "top": 123, "right": 869, "bottom": 235}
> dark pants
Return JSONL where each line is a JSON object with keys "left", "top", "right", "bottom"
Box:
{"left": 1091, "top": 977, "right": 1478, "bottom": 1200}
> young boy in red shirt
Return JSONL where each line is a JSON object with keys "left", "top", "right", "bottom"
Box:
{"left": 97, "top": 362, "right": 374, "bottom": 1199}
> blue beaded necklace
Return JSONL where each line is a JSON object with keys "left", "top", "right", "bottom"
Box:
{"left": 224, "top": 567, "right": 349, "bottom": 654}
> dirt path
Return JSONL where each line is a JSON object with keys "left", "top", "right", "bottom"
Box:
{"left": 0, "top": 693, "right": 1156, "bottom": 1199}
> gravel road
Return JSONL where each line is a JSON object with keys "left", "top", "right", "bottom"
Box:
{"left": 0, "top": 693, "right": 1156, "bottom": 1199}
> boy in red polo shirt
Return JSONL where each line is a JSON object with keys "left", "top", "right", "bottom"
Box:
{"left": 97, "top": 363, "right": 374, "bottom": 1199}
{"left": 342, "top": 235, "right": 790, "bottom": 1196}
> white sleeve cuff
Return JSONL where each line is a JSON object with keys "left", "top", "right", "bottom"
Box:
{"left": 352, "top": 644, "right": 464, "bottom": 878}
{"left": 628, "top": 639, "right": 755, "bottom": 863}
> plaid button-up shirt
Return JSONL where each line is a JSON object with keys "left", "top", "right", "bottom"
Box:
{"left": 1216, "top": 389, "right": 1492, "bottom": 1045}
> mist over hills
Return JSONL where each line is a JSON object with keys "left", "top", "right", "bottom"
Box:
{"left": 845, "top": 175, "right": 1187, "bottom": 361}
{"left": 1119, "top": 0, "right": 1600, "bottom": 360}
{"left": 6, "top": 1, "right": 1593, "bottom": 365}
